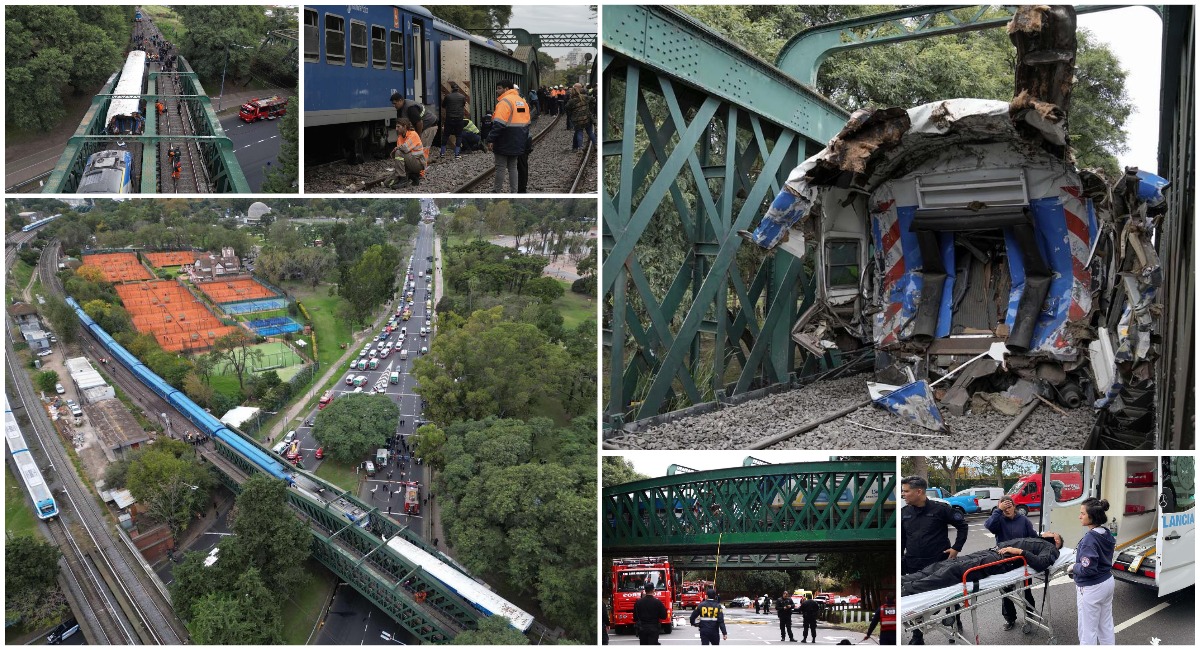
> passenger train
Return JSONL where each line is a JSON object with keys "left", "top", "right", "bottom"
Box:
{"left": 77, "top": 150, "right": 134, "bottom": 194}
{"left": 20, "top": 213, "right": 63, "bottom": 233}
{"left": 66, "top": 297, "right": 292, "bottom": 484}
{"left": 106, "top": 50, "right": 147, "bottom": 135}
{"left": 5, "top": 395, "right": 60, "bottom": 520}
{"left": 304, "top": 4, "right": 540, "bottom": 163}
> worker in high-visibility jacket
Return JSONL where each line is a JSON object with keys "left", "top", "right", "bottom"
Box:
{"left": 390, "top": 118, "right": 428, "bottom": 187}
{"left": 485, "top": 80, "right": 530, "bottom": 193}
{"left": 864, "top": 595, "right": 897, "bottom": 645}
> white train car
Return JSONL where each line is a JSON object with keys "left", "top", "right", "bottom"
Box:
{"left": 4, "top": 395, "right": 59, "bottom": 520}
{"left": 105, "top": 50, "right": 147, "bottom": 134}
{"left": 387, "top": 534, "right": 534, "bottom": 632}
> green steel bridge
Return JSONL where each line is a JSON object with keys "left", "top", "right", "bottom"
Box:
{"left": 45, "top": 56, "right": 249, "bottom": 193}
{"left": 603, "top": 461, "right": 896, "bottom": 556}
{"left": 601, "top": 4, "right": 1194, "bottom": 449}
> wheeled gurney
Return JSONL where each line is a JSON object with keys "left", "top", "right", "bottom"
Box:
{"left": 901, "top": 549, "right": 1075, "bottom": 644}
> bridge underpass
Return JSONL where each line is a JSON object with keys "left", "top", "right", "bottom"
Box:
{"left": 670, "top": 553, "right": 821, "bottom": 571}
{"left": 603, "top": 461, "right": 896, "bottom": 556}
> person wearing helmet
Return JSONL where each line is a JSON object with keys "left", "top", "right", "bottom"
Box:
{"left": 689, "top": 587, "right": 728, "bottom": 645}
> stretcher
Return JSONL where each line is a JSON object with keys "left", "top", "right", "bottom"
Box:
{"left": 901, "top": 549, "right": 1075, "bottom": 645}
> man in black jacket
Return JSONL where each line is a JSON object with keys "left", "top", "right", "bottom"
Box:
{"left": 689, "top": 588, "right": 727, "bottom": 645}
{"left": 901, "top": 532, "right": 1063, "bottom": 596}
{"left": 799, "top": 595, "right": 821, "bottom": 643}
{"left": 633, "top": 581, "right": 668, "bottom": 645}
{"left": 776, "top": 590, "right": 797, "bottom": 642}
{"left": 901, "top": 476, "right": 969, "bottom": 644}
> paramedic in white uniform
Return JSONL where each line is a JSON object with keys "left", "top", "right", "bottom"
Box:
{"left": 1072, "top": 497, "right": 1115, "bottom": 644}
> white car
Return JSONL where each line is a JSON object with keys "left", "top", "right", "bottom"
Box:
{"left": 37, "top": 349, "right": 53, "bottom": 357}
{"left": 55, "top": 383, "right": 65, "bottom": 394}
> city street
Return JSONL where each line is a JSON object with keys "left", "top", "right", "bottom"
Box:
{"left": 608, "top": 610, "right": 877, "bottom": 645}
{"left": 220, "top": 111, "right": 282, "bottom": 191}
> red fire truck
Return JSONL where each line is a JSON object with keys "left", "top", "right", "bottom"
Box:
{"left": 239, "top": 96, "right": 288, "bottom": 122}
{"left": 403, "top": 482, "right": 420, "bottom": 515}
{"left": 611, "top": 557, "right": 674, "bottom": 634}
{"left": 679, "top": 580, "right": 710, "bottom": 609}
{"left": 318, "top": 390, "right": 334, "bottom": 410}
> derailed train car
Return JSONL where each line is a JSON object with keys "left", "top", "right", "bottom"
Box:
{"left": 746, "top": 7, "right": 1164, "bottom": 440}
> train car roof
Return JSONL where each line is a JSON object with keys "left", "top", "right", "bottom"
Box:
{"left": 386, "top": 534, "right": 535, "bottom": 632}
{"left": 106, "top": 50, "right": 146, "bottom": 126}
{"left": 431, "top": 18, "right": 513, "bottom": 57}
{"left": 308, "top": 5, "right": 433, "bottom": 20}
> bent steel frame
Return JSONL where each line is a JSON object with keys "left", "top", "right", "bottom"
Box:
{"left": 603, "top": 461, "right": 896, "bottom": 554}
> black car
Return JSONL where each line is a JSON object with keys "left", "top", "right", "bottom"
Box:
{"left": 47, "top": 618, "right": 80, "bottom": 644}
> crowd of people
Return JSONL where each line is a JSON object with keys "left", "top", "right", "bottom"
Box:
{"left": 900, "top": 476, "right": 1116, "bottom": 645}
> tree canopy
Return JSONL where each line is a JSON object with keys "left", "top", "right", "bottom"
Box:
{"left": 125, "top": 438, "right": 214, "bottom": 541}
{"left": 434, "top": 416, "right": 596, "bottom": 642}
{"left": 312, "top": 393, "right": 398, "bottom": 463}
{"left": 602, "top": 457, "right": 648, "bottom": 488}
{"left": 426, "top": 6, "right": 513, "bottom": 31}
{"left": 454, "top": 615, "right": 530, "bottom": 645}
{"left": 4, "top": 535, "right": 64, "bottom": 628}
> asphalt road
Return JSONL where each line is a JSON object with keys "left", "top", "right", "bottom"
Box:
{"left": 316, "top": 583, "right": 411, "bottom": 646}
{"left": 220, "top": 113, "right": 282, "bottom": 191}
{"left": 609, "top": 610, "right": 877, "bottom": 645}
{"left": 905, "top": 512, "right": 1194, "bottom": 645}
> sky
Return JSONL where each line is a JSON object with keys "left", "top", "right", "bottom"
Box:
{"left": 507, "top": 4, "right": 598, "bottom": 60}
{"left": 619, "top": 451, "right": 886, "bottom": 480}
{"left": 1076, "top": 6, "right": 1163, "bottom": 174}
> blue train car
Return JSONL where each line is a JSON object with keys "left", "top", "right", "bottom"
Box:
{"left": 64, "top": 298, "right": 292, "bottom": 484}
{"left": 304, "top": 4, "right": 536, "bottom": 163}
{"left": 77, "top": 150, "right": 133, "bottom": 194}
{"left": 5, "top": 396, "right": 59, "bottom": 520}
{"left": 21, "top": 213, "right": 63, "bottom": 233}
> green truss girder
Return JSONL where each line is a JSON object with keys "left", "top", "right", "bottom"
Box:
{"left": 776, "top": 4, "right": 1123, "bottom": 86}
{"left": 602, "top": 462, "right": 896, "bottom": 554}
{"left": 669, "top": 553, "right": 822, "bottom": 570}
{"left": 205, "top": 437, "right": 485, "bottom": 643}
{"left": 44, "top": 56, "right": 249, "bottom": 193}
{"left": 469, "top": 28, "right": 597, "bottom": 48}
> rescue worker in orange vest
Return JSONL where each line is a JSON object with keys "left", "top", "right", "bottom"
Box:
{"left": 485, "top": 80, "right": 530, "bottom": 193}
{"left": 156, "top": 100, "right": 165, "bottom": 115}
{"left": 172, "top": 160, "right": 181, "bottom": 182}
{"left": 389, "top": 118, "right": 428, "bottom": 188}
{"left": 863, "top": 595, "right": 896, "bottom": 645}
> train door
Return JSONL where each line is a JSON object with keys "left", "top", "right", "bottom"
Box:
{"left": 1157, "top": 455, "right": 1196, "bottom": 596}
{"left": 389, "top": 9, "right": 407, "bottom": 101}
{"left": 411, "top": 19, "right": 425, "bottom": 103}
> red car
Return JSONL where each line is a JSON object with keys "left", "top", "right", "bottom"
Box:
{"left": 315, "top": 447, "right": 324, "bottom": 460}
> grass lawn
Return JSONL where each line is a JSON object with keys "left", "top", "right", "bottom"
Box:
{"left": 5, "top": 465, "right": 41, "bottom": 539}
{"left": 314, "top": 457, "right": 362, "bottom": 493}
{"left": 7, "top": 260, "right": 33, "bottom": 298}
{"left": 141, "top": 6, "right": 186, "bottom": 42}
{"left": 280, "top": 559, "right": 337, "bottom": 645}
{"left": 208, "top": 373, "right": 242, "bottom": 401}
{"left": 287, "top": 284, "right": 355, "bottom": 369}
{"left": 553, "top": 280, "right": 594, "bottom": 329}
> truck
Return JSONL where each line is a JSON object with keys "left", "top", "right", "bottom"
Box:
{"left": 1044, "top": 456, "right": 1193, "bottom": 597}
{"left": 318, "top": 390, "right": 334, "bottom": 410}
{"left": 376, "top": 448, "right": 389, "bottom": 466}
{"left": 678, "top": 581, "right": 710, "bottom": 609}
{"left": 403, "top": 482, "right": 421, "bottom": 514}
{"left": 611, "top": 557, "right": 674, "bottom": 634}
{"left": 1006, "top": 472, "right": 1084, "bottom": 515}
{"left": 239, "top": 96, "right": 288, "bottom": 122}
{"left": 926, "top": 487, "right": 981, "bottom": 516}
{"left": 402, "top": 308, "right": 412, "bottom": 321}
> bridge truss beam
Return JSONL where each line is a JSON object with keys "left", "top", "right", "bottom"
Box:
{"left": 668, "top": 553, "right": 822, "bottom": 570}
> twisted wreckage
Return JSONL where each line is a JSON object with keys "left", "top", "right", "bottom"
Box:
{"left": 745, "top": 6, "right": 1165, "bottom": 441}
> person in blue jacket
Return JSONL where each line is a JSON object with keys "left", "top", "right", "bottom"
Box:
{"left": 985, "top": 496, "right": 1038, "bottom": 631}
{"left": 1073, "top": 497, "right": 1115, "bottom": 644}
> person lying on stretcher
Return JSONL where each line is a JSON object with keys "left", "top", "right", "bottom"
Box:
{"left": 902, "top": 532, "right": 1063, "bottom": 596}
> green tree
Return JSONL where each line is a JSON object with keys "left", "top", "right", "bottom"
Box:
{"left": 187, "top": 569, "right": 284, "bottom": 644}
{"left": 817, "top": 552, "right": 893, "bottom": 612}
{"left": 4, "top": 534, "right": 63, "bottom": 626}
{"left": 221, "top": 475, "right": 312, "bottom": 593}
{"left": 453, "top": 615, "right": 530, "bottom": 645}
{"left": 404, "top": 200, "right": 422, "bottom": 226}
{"left": 524, "top": 276, "right": 565, "bottom": 304}
{"left": 426, "top": 6, "right": 513, "bottom": 31}
{"left": 211, "top": 330, "right": 262, "bottom": 391}
{"left": 174, "top": 6, "right": 268, "bottom": 83}
{"left": 602, "top": 456, "right": 647, "bottom": 488}
{"left": 125, "top": 438, "right": 214, "bottom": 541}
{"left": 412, "top": 422, "right": 447, "bottom": 471}
{"left": 262, "top": 87, "right": 299, "bottom": 192}
{"left": 41, "top": 294, "right": 80, "bottom": 345}
{"left": 35, "top": 370, "right": 59, "bottom": 393}
{"left": 341, "top": 243, "right": 401, "bottom": 329}
{"left": 412, "top": 307, "right": 571, "bottom": 424}
{"left": 312, "top": 394, "right": 398, "bottom": 463}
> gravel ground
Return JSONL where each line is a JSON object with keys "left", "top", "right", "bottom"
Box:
{"left": 605, "top": 374, "right": 1096, "bottom": 450}
{"left": 303, "top": 114, "right": 595, "bottom": 194}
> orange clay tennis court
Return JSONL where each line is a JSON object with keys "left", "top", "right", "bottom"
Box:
{"left": 114, "top": 280, "right": 239, "bottom": 352}
{"left": 82, "top": 253, "right": 154, "bottom": 283}
{"left": 195, "top": 277, "right": 278, "bottom": 304}
{"left": 144, "top": 251, "right": 198, "bottom": 267}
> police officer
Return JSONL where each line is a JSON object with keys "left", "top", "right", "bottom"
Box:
{"left": 799, "top": 593, "right": 820, "bottom": 642}
{"left": 633, "top": 581, "right": 668, "bottom": 645}
{"left": 901, "top": 475, "right": 968, "bottom": 644}
{"left": 864, "top": 595, "right": 897, "bottom": 645}
{"left": 776, "top": 589, "right": 797, "bottom": 642}
{"left": 688, "top": 587, "right": 727, "bottom": 645}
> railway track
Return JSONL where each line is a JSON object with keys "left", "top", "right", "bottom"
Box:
{"left": 5, "top": 171, "right": 52, "bottom": 193}
{"left": 604, "top": 370, "right": 1101, "bottom": 451}
{"left": 8, "top": 241, "right": 189, "bottom": 644}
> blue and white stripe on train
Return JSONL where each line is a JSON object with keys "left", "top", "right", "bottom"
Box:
{"left": 5, "top": 395, "right": 60, "bottom": 520}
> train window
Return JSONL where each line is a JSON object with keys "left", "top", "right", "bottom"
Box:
{"left": 825, "top": 240, "right": 861, "bottom": 288}
{"left": 390, "top": 30, "right": 404, "bottom": 70}
{"left": 304, "top": 10, "right": 318, "bottom": 63}
{"left": 371, "top": 26, "right": 386, "bottom": 69}
{"left": 350, "top": 21, "right": 367, "bottom": 67}
{"left": 324, "top": 14, "right": 345, "bottom": 65}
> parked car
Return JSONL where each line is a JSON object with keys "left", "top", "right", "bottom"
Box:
{"left": 955, "top": 486, "right": 1006, "bottom": 513}
{"left": 55, "top": 383, "right": 65, "bottom": 394}
{"left": 315, "top": 447, "right": 324, "bottom": 459}
{"left": 728, "top": 596, "right": 752, "bottom": 607}
{"left": 927, "top": 487, "right": 980, "bottom": 515}
{"left": 37, "top": 349, "right": 53, "bottom": 357}
{"left": 46, "top": 618, "right": 80, "bottom": 644}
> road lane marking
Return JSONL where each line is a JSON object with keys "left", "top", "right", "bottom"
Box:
{"left": 1114, "top": 601, "right": 1170, "bottom": 634}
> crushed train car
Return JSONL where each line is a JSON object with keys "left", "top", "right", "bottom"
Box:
{"left": 744, "top": 98, "right": 1166, "bottom": 437}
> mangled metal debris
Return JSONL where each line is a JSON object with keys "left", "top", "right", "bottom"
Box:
{"left": 743, "top": 5, "right": 1165, "bottom": 437}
